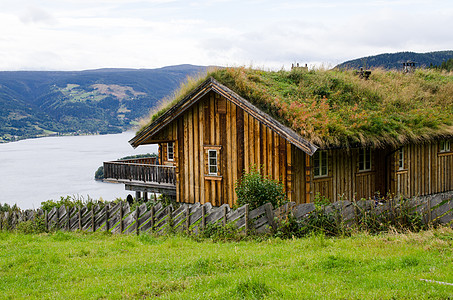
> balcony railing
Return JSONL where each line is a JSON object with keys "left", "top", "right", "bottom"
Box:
{"left": 103, "top": 158, "right": 176, "bottom": 186}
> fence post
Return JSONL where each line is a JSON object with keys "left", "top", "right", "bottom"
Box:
{"left": 201, "top": 205, "right": 206, "bottom": 231}
{"left": 186, "top": 205, "right": 190, "bottom": 234}
{"left": 150, "top": 206, "right": 154, "bottom": 230}
{"left": 78, "top": 206, "right": 82, "bottom": 231}
{"left": 223, "top": 205, "right": 227, "bottom": 227}
{"left": 244, "top": 204, "right": 249, "bottom": 236}
{"left": 264, "top": 203, "right": 276, "bottom": 231}
{"left": 135, "top": 206, "right": 139, "bottom": 236}
{"left": 91, "top": 206, "right": 95, "bottom": 232}
{"left": 168, "top": 206, "right": 173, "bottom": 232}
{"left": 120, "top": 202, "right": 124, "bottom": 234}
{"left": 45, "top": 210, "right": 48, "bottom": 231}
{"left": 66, "top": 207, "right": 70, "bottom": 231}
{"left": 105, "top": 204, "right": 109, "bottom": 232}
{"left": 56, "top": 206, "right": 60, "bottom": 231}
{"left": 427, "top": 197, "right": 432, "bottom": 225}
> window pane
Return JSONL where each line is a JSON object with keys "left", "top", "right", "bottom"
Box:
{"left": 314, "top": 168, "right": 320, "bottom": 177}
{"left": 314, "top": 150, "right": 327, "bottom": 177}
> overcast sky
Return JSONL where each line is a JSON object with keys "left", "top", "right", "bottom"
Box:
{"left": 1, "top": 0, "right": 452, "bottom": 71}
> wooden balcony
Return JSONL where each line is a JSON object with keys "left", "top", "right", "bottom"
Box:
{"left": 103, "top": 157, "right": 176, "bottom": 195}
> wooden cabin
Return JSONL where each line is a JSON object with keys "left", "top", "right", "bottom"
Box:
{"left": 105, "top": 68, "right": 453, "bottom": 205}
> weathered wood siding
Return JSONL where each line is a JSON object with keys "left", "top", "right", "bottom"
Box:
{"left": 309, "top": 148, "right": 386, "bottom": 202}
{"left": 308, "top": 142, "right": 453, "bottom": 203}
{"left": 152, "top": 91, "right": 303, "bottom": 206}
{"left": 392, "top": 143, "right": 453, "bottom": 197}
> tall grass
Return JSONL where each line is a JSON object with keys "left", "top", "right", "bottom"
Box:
{"left": 0, "top": 228, "right": 452, "bottom": 299}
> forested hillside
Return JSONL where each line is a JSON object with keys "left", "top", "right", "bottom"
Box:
{"left": 0, "top": 65, "right": 206, "bottom": 142}
{"left": 336, "top": 50, "right": 453, "bottom": 70}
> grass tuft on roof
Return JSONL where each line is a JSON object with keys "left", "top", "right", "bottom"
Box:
{"left": 140, "top": 66, "right": 453, "bottom": 149}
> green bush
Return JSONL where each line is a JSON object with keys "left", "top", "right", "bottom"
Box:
{"left": 15, "top": 216, "right": 47, "bottom": 234}
{"left": 235, "top": 166, "right": 287, "bottom": 210}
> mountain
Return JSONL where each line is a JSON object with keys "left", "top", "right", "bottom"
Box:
{"left": 336, "top": 50, "right": 453, "bottom": 70}
{"left": 0, "top": 65, "right": 207, "bottom": 142}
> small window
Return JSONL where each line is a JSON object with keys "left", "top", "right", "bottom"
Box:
{"left": 398, "top": 147, "right": 404, "bottom": 170}
{"left": 208, "top": 150, "right": 218, "bottom": 175}
{"left": 359, "top": 148, "right": 372, "bottom": 171}
{"left": 167, "top": 142, "right": 174, "bottom": 161}
{"left": 313, "top": 150, "right": 328, "bottom": 177}
{"left": 440, "top": 140, "right": 451, "bottom": 153}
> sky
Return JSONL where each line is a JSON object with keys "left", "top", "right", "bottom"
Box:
{"left": 0, "top": 0, "right": 452, "bottom": 71}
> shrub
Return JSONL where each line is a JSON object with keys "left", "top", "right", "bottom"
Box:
{"left": 15, "top": 216, "right": 47, "bottom": 234}
{"left": 235, "top": 166, "right": 287, "bottom": 210}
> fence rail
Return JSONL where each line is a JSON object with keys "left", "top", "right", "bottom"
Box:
{"left": 1, "top": 194, "right": 452, "bottom": 234}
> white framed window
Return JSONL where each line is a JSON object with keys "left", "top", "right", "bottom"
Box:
{"left": 440, "top": 140, "right": 451, "bottom": 153}
{"left": 167, "top": 142, "right": 174, "bottom": 161}
{"left": 208, "top": 149, "right": 218, "bottom": 175}
{"left": 359, "top": 148, "right": 372, "bottom": 171}
{"left": 313, "top": 150, "right": 328, "bottom": 178}
{"left": 398, "top": 147, "right": 404, "bottom": 170}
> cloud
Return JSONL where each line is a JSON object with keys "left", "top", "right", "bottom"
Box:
{"left": 0, "top": 0, "right": 452, "bottom": 70}
{"left": 19, "top": 6, "right": 58, "bottom": 25}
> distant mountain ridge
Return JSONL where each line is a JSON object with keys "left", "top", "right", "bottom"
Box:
{"left": 336, "top": 50, "right": 453, "bottom": 70}
{"left": 0, "top": 64, "right": 207, "bottom": 142}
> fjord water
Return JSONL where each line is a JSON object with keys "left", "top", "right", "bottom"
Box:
{"left": 0, "top": 132, "right": 157, "bottom": 209}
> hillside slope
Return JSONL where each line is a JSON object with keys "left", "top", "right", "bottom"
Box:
{"left": 0, "top": 65, "right": 207, "bottom": 142}
{"left": 336, "top": 50, "right": 453, "bottom": 70}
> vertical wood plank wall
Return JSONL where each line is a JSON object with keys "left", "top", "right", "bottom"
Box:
{"left": 157, "top": 91, "right": 304, "bottom": 206}
{"left": 310, "top": 143, "right": 453, "bottom": 203}
{"left": 393, "top": 143, "right": 453, "bottom": 197}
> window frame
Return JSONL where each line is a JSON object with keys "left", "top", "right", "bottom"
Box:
{"left": 167, "top": 142, "right": 174, "bottom": 161}
{"left": 313, "top": 150, "right": 328, "bottom": 178}
{"left": 440, "top": 140, "right": 451, "bottom": 153}
{"left": 207, "top": 149, "right": 218, "bottom": 175}
{"left": 398, "top": 147, "right": 404, "bottom": 170}
{"left": 358, "top": 148, "right": 372, "bottom": 172}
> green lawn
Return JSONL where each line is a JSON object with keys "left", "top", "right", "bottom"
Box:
{"left": 0, "top": 228, "right": 452, "bottom": 299}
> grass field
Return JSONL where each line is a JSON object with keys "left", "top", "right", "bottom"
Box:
{"left": 0, "top": 228, "right": 452, "bottom": 299}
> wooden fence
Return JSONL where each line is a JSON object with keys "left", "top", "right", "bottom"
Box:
{"left": 1, "top": 193, "right": 452, "bottom": 234}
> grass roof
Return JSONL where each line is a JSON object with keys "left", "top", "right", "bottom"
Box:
{"left": 140, "top": 67, "right": 453, "bottom": 149}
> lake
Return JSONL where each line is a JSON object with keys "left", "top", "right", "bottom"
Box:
{"left": 0, "top": 132, "right": 157, "bottom": 209}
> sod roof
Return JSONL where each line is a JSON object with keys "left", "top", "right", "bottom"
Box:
{"left": 140, "top": 67, "right": 453, "bottom": 149}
